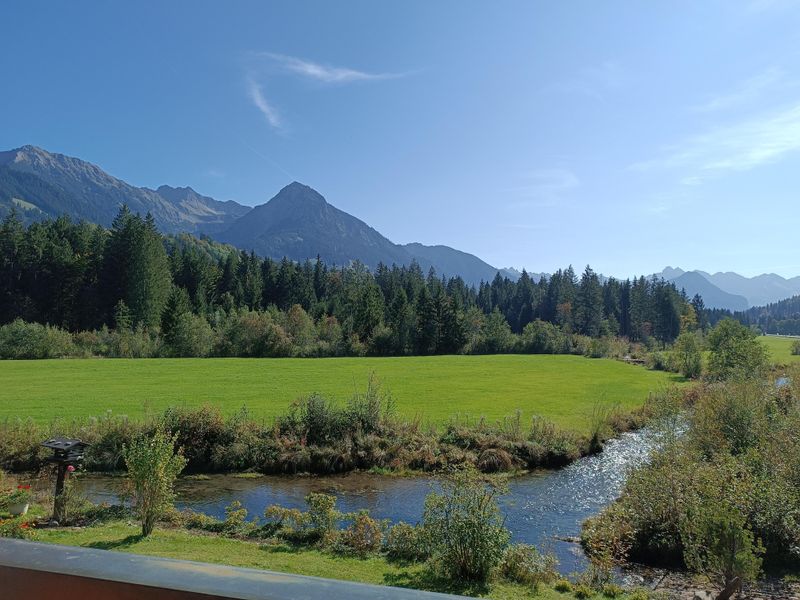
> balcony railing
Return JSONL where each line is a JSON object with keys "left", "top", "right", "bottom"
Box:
{"left": 0, "top": 538, "right": 466, "bottom": 600}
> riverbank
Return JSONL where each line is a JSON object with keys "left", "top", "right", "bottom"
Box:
{"left": 29, "top": 519, "right": 629, "bottom": 600}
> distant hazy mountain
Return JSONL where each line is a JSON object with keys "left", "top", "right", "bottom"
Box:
{"left": 658, "top": 266, "right": 800, "bottom": 308}
{"left": 669, "top": 271, "right": 749, "bottom": 311}
{"left": 696, "top": 270, "right": 800, "bottom": 307}
{"left": 0, "top": 145, "right": 249, "bottom": 233}
{"left": 402, "top": 243, "right": 504, "bottom": 284}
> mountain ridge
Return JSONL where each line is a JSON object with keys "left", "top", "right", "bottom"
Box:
{"left": 0, "top": 146, "right": 509, "bottom": 286}
{"left": 657, "top": 266, "right": 800, "bottom": 309}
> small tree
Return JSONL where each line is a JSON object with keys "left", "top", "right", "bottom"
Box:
{"left": 791, "top": 339, "right": 800, "bottom": 356}
{"left": 673, "top": 331, "right": 703, "bottom": 378}
{"left": 423, "top": 469, "right": 510, "bottom": 582}
{"left": 707, "top": 319, "right": 768, "bottom": 381}
{"left": 682, "top": 503, "right": 763, "bottom": 600}
{"left": 123, "top": 428, "right": 187, "bottom": 536}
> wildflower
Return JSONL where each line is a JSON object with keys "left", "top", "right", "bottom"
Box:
{"left": 67, "top": 465, "right": 76, "bottom": 473}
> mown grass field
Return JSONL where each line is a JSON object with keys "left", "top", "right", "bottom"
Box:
{"left": 0, "top": 355, "right": 681, "bottom": 433}
{"left": 34, "top": 521, "right": 621, "bottom": 600}
{"left": 760, "top": 335, "right": 800, "bottom": 365}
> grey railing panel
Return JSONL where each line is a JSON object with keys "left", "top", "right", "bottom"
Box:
{"left": 0, "top": 538, "right": 467, "bottom": 600}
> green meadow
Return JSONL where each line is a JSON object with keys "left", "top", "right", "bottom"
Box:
{"left": 0, "top": 355, "right": 681, "bottom": 433}
{"left": 759, "top": 335, "right": 800, "bottom": 365}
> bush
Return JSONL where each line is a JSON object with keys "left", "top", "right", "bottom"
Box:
{"left": 338, "top": 511, "right": 385, "bottom": 555}
{"left": 385, "top": 522, "right": 429, "bottom": 561}
{"left": 0, "top": 319, "right": 75, "bottom": 359}
{"left": 673, "top": 332, "right": 703, "bottom": 378}
{"left": 222, "top": 500, "right": 249, "bottom": 533}
{"left": 682, "top": 503, "right": 764, "bottom": 596}
{"left": 423, "top": 469, "right": 510, "bottom": 582}
{"left": 497, "top": 543, "right": 558, "bottom": 590}
{"left": 305, "top": 492, "right": 339, "bottom": 541}
{"left": 707, "top": 319, "right": 768, "bottom": 381}
{"left": 161, "top": 405, "right": 226, "bottom": 472}
{"left": 602, "top": 583, "right": 624, "bottom": 598}
{"left": 573, "top": 584, "right": 593, "bottom": 599}
{"left": 0, "top": 517, "right": 34, "bottom": 539}
{"left": 123, "top": 428, "right": 187, "bottom": 536}
{"left": 792, "top": 339, "right": 800, "bottom": 356}
{"left": 168, "top": 313, "right": 214, "bottom": 357}
{"left": 554, "top": 579, "right": 573, "bottom": 593}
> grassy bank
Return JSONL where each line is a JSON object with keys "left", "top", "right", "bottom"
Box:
{"left": 0, "top": 355, "right": 681, "bottom": 432}
{"left": 33, "top": 521, "right": 626, "bottom": 600}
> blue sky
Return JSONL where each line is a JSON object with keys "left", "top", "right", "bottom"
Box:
{"left": 3, "top": 1, "right": 800, "bottom": 277}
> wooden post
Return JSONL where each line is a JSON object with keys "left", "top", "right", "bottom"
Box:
{"left": 53, "top": 463, "right": 68, "bottom": 522}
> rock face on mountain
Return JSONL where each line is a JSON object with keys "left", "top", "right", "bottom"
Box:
{"left": 0, "top": 146, "right": 249, "bottom": 233}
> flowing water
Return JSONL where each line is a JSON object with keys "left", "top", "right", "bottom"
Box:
{"left": 79, "top": 427, "right": 658, "bottom": 574}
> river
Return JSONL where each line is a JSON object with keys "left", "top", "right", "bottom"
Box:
{"left": 78, "top": 427, "right": 658, "bottom": 574}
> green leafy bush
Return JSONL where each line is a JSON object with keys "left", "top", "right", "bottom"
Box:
{"left": 384, "top": 522, "right": 429, "bottom": 561}
{"left": 337, "top": 511, "right": 385, "bottom": 555}
{"left": 123, "top": 428, "right": 187, "bottom": 536}
{"left": 554, "top": 579, "right": 573, "bottom": 593}
{"left": 422, "top": 469, "right": 510, "bottom": 582}
{"left": 497, "top": 543, "right": 558, "bottom": 589}
{"left": 0, "top": 319, "right": 75, "bottom": 359}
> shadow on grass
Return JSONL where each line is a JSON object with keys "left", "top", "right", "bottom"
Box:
{"left": 383, "top": 568, "right": 490, "bottom": 597}
{"left": 86, "top": 534, "right": 144, "bottom": 550}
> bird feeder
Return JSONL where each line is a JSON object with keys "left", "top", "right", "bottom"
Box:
{"left": 41, "top": 437, "right": 89, "bottom": 522}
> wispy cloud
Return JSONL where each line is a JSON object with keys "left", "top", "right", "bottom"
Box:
{"left": 244, "top": 52, "right": 407, "bottom": 132}
{"left": 204, "top": 168, "right": 225, "bottom": 179}
{"left": 691, "top": 67, "right": 785, "bottom": 113}
{"left": 506, "top": 168, "right": 580, "bottom": 208}
{"left": 546, "top": 61, "right": 624, "bottom": 101}
{"left": 632, "top": 102, "right": 800, "bottom": 181}
{"left": 258, "top": 52, "right": 405, "bottom": 84}
{"left": 246, "top": 76, "right": 282, "bottom": 130}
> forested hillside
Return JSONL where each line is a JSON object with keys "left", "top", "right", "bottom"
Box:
{"left": 738, "top": 294, "right": 800, "bottom": 335}
{"left": 0, "top": 209, "right": 694, "bottom": 357}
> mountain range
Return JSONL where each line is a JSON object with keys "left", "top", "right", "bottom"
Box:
{"left": 656, "top": 267, "right": 800, "bottom": 311}
{"left": 2, "top": 145, "right": 798, "bottom": 304}
{"left": 0, "top": 145, "right": 509, "bottom": 285}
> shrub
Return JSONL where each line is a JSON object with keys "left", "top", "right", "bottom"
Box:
{"left": 707, "top": 319, "right": 768, "bottom": 381}
{"left": 573, "top": 584, "right": 593, "bottom": 599}
{"left": 223, "top": 500, "right": 248, "bottom": 533}
{"left": 0, "top": 517, "right": 34, "bottom": 539}
{"left": 423, "top": 469, "right": 510, "bottom": 582}
{"left": 338, "top": 511, "right": 385, "bottom": 555}
{"left": 0, "top": 319, "right": 75, "bottom": 359}
{"left": 477, "top": 448, "right": 514, "bottom": 473}
{"left": 497, "top": 543, "right": 558, "bottom": 590}
{"left": 602, "top": 583, "right": 624, "bottom": 598}
{"left": 384, "top": 522, "right": 429, "bottom": 561}
{"left": 681, "top": 503, "right": 764, "bottom": 596}
{"left": 792, "top": 339, "right": 800, "bottom": 356}
{"left": 123, "top": 428, "right": 187, "bottom": 536}
{"left": 673, "top": 332, "right": 703, "bottom": 378}
{"left": 554, "top": 579, "right": 573, "bottom": 593}
{"left": 305, "top": 492, "right": 339, "bottom": 541}
{"left": 168, "top": 313, "right": 214, "bottom": 357}
{"left": 161, "top": 405, "right": 226, "bottom": 472}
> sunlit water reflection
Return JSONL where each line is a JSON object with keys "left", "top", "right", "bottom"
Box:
{"left": 79, "top": 428, "right": 658, "bottom": 574}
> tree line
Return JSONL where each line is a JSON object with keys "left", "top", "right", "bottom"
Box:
{"left": 0, "top": 208, "right": 696, "bottom": 357}
{"left": 710, "top": 294, "right": 800, "bottom": 336}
